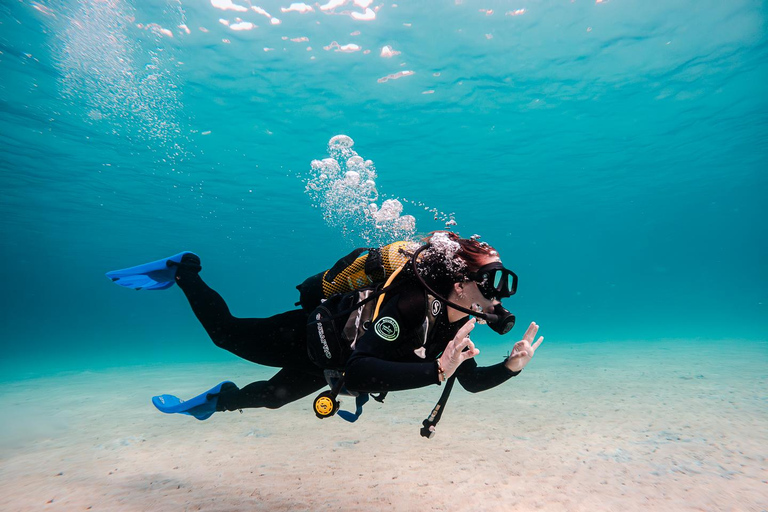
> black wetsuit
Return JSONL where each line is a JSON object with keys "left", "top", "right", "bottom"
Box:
{"left": 175, "top": 266, "right": 520, "bottom": 412}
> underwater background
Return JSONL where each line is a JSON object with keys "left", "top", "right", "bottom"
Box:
{"left": 1, "top": 0, "right": 766, "bottom": 378}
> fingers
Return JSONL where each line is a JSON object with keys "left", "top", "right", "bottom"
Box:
{"left": 506, "top": 325, "right": 543, "bottom": 371}
{"left": 455, "top": 336, "right": 472, "bottom": 353}
{"left": 446, "top": 333, "right": 479, "bottom": 365}
{"left": 461, "top": 339, "right": 479, "bottom": 361}
{"left": 508, "top": 349, "right": 528, "bottom": 359}
{"left": 445, "top": 336, "right": 470, "bottom": 362}
{"left": 445, "top": 319, "right": 477, "bottom": 358}
{"left": 441, "top": 330, "right": 479, "bottom": 379}
{"left": 456, "top": 318, "right": 476, "bottom": 341}
{"left": 523, "top": 322, "right": 539, "bottom": 342}
{"left": 509, "top": 335, "right": 543, "bottom": 361}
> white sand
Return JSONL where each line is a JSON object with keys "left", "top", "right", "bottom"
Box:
{"left": 1, "top": 339, "right": 765, "bottom": 511}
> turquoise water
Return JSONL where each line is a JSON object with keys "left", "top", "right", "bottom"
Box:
{"left": 1, "top": 0, "right": 766, "bottom": 376}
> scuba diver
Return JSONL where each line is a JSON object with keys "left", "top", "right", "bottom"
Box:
{"left": 106, "top": 231, "right": 544, "bottom": 436}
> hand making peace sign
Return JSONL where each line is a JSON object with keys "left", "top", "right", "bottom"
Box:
{"left": 438, "top": 318, "right": 480, "bottom": 380}
{"left": 504, "top": 322, "right": 544, "bottom": 373}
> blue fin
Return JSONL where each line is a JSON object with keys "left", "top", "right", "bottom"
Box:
{"left": 106, "top": 251, "right": 198, "bottom": 290}
{"left": 152, "top": 381, "right": 235, "bottom": 421}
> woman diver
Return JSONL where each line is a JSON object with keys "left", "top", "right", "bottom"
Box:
{"left": 106, "top": 231, "right": 544, "bottom": 430}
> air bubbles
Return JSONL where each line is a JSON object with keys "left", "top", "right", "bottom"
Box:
{"left": 305, "top": 136, "right": 461, "bottom": 245}
{"left": 344, "top": 170, "right": 360, "bottom": 186}
{"left": 305, "top": 135, "right": 416, "bottom": 245}
{"left": 329, "top": 134, "right": 354, "bottom": 148}
{"left": 420, "top": 231, "right": 466, "bottom": 276}
{"left": 369, "top": 199, "right": 403, "bottom": 222}
{"left": 399, "top": 198, "right": 458, "bottom": 230}
{"left": 56, "top": 0, "right": 186, "bottom": 159}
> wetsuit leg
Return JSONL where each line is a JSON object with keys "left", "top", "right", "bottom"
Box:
{"left": 217, "top": 367, "right": 327, "bottom": 411}
{"left": 175, "top": 267, "right": 311, "bottom": 369}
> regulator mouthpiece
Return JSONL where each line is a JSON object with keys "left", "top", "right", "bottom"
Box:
{"left": 485, "top": 304, "right": 516, "bottom": 335}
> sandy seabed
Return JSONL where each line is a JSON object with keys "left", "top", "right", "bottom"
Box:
{"left": 1, "top": 339, "right": 765, "bottom": 512}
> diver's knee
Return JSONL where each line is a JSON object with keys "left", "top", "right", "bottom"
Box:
{"left": 262, "top": 385, "right": 293, "bottom": 409}
{"left": 211, "top": 336, "right": 227, "bottom": 349}
{"left": 209, "top": 329, "right": 234, "bottom": 349}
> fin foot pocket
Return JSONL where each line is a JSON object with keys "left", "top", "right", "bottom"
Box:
{"left": 152, "top": 381, "right": 235, "bottom": 420}
{"left": 106, "top": 251, "right": 199, "bottom": 290}
{"left": 167, "top": 253, "right": 202, "bottom": 273}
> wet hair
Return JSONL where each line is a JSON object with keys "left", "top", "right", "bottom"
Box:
{"left": 439, "top": 232, "right": 499, "bottom": 273}
{"left": 408, "top": 231, "right": 499, "bottom": 296}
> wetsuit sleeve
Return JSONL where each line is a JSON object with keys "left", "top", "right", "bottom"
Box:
{"left": 454, "top": 357, "right": 521, "bottom": 393}
{"left": 344, "top": 289, "right": 439, "bottom": 393}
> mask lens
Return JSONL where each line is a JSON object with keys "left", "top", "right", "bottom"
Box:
{"left": 493, "top": 271, "right": 503, "bottom": 290}
{"left": 490, "top": 269, "right": 514, "bottom": 297}
{"left": 504, "top": 272, "right": 514, "bottom": 293}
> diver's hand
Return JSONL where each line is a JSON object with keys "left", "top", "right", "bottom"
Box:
{"left": 505, "top": 322, "right": 544, "bottom": 373}
{"left": 439, "top": 318, "right": 480, "bottom": 380}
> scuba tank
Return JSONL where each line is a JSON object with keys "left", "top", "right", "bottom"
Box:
{"left": 295, "top": 241, "right": 414, "bottom": 311}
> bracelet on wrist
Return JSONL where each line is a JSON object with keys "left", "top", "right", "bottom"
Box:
{"left": 436, "top": 359, "right": 447, "bottom": 383}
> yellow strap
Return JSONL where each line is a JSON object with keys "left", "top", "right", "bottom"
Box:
{"left": 372, "top": 264, "right": 406, "bottom": 321}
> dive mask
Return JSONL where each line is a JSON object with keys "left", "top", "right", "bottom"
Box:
{"left": 468, "top": 262, "right": 518, "bottom": 301}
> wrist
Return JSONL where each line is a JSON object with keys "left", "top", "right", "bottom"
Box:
{"left": 504, "top": 359, "right": 522, "bottom": 375}
{"left": 504, "top": 358, "right": 521, "bottom": 373}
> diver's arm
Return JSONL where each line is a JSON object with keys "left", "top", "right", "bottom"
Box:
{"left": 344, "top": 314, "right": 478, "bottom": 392}
{"left": 345, "top": 356, "right": 439, "bottom": 392}
{"left": 455, "top": 357, "right": 521, "bottom": 393}
{"left": 455, "top": 321, "right": 543, "bottom": 392}
{"left": 344, "top": 288, "right": 441, "bottom": 393}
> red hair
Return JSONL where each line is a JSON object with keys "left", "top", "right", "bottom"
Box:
{"left": 422, "top": 231, "right": 499, "bottom": 273}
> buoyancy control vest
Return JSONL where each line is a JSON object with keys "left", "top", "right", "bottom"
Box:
{"left": 297, "top": 241, "right": 416, "bottom": 369}
{"left": 296, "top": 241, "right": 460, "bottom": 436}
{"left": 306, "top": 284, "right": 443, "bottom": 371}
{"left": 306, "top": 282, "right": 444, "bottom": 425}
